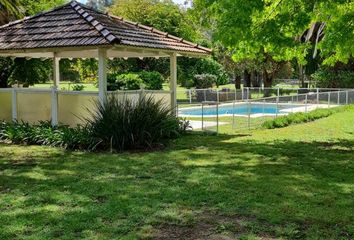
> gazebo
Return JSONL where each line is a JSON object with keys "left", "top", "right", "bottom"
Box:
{"left": 0, "top": 0, "right": 210, "bottom": 125}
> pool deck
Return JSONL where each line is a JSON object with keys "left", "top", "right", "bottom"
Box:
{"left": 189, "top": 120, "right": 229, "bottom": 130}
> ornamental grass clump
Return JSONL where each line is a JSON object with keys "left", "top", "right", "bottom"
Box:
{"left": 86, "top": 95, "right": 186, "bottom": 151}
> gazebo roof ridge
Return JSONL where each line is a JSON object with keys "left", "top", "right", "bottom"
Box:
{"left": 70, "top": 1, "right": 120, "bottom": 44}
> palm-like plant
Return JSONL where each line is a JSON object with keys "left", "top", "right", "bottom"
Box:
{"left": 0, "top": 0, "right": 22, "bottom": 25}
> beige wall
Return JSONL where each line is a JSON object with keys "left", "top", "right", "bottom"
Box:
{"left": 17, "top": 92, "right": 52, "bottom": 123}
{"left": 0, "top": 91, "right": 12, "bottom": 121}
{"left": 0, "top": 89, "right": 172, "bottom": 126}
{"left": 58, "top": 93, "right": 98, "bottom": 126}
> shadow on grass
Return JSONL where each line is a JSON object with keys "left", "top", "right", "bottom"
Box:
{"left": 0, "top": 135, "right": 353, "bottom": 239}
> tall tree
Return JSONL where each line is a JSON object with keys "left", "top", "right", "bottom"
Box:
{"left": 192, "top": 0, "right": 354, "bottom": 86}
{"left": 0, "top": 0, "right": 22, "bottom": 25}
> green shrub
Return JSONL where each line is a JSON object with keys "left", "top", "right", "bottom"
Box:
{"left": 138, "top": 71, "right": 165, "bottom": 90}
{"left": 262, "top": 105, "right": 354, "bottom": 129}
{"left": 194, "top": 74, "right": 217, "bottom": 89}
{"left": 0, "top": 121, "right": 94, "bottom": 150}
{"left": 312, "top": 68, "right": 354, "bottom": 88}
{"left": 116, "top": 73, "right": 144, "bottom": 90}
{"left": 71, "top": 84, "right": 85, "bottom": 91}
{"left": 86, "top": 95, "right": 186, "bottom": 151}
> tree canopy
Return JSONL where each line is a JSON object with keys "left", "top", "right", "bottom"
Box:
{"left": 192, "top": 0, "right": 354, "bottom": 66}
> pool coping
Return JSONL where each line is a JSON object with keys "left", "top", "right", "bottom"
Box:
{"left": 178, "top": 102, "right": 338, "bottom": 118}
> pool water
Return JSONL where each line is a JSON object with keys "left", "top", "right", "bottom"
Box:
{"left": 179, "top": 103, "right": 298, "bottom": 116}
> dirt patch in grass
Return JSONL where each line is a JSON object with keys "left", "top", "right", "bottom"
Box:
{"left": 152, "top": 212, "right": 277, "bottom": 240}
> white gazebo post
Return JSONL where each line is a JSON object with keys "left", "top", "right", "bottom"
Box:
{"left": 51, "top": 52, "right": 60, "bottom": 126}
{"left": 170, "top": 52, "right": 177, "bottom": 115}
{"left": 98, "top": 48, "right": 107, "bottom": 105}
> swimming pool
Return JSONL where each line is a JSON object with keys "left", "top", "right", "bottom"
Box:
{"left": 179, "top": 103, "right": 305, "bottom": 117}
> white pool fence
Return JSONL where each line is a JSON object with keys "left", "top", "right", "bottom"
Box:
{"left": 177, "top": 88, "right": 354, "bottom": 133}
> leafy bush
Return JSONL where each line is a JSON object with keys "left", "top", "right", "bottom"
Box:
{"left": 86, "top": 95, "right": 185, "bottom": 151}
{"left": 262, "top": 105, "right": 353, "bottom": 129}
{"left": 138, "top": 71, "right": 165, "bottom": 90}
{"left": 194, "top": 74, "right": 217, "bottom": 89}
{"left": 116, "top": 73, "right": 145, "bottom": 90}
{"left": 72, "top": 84, "right": 85, "bottom": 91}
{"left": 312, "top": 68, "right": 354, "bottom": 88}
{"left": 0, "top": 121, "right": 94, "bottom": 150}
{"left": 0, "top": 96, "right": 189, "bottom": 152}
{"left": 178, "top": 58, "right": 229, "bottom": 87}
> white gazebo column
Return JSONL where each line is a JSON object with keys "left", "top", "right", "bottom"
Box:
{"left": 98, "top": 48, "right": 108, "bottom": 104}
{"left": 51, "top": 53, "right": 60, "bottom": 126}
{"left": 170, "top": 52, "right": 177, "bottom": 114}
{"left": 53, "top": 53, "right": 60, "bottom": 88}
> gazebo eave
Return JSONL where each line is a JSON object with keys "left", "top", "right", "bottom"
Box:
{"left": 0, "top": 44, "right": 209, "bottom": 59}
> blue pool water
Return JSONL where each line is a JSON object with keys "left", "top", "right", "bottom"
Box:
{"left": 179, "top": 104, "right": 297, "bottom": 116}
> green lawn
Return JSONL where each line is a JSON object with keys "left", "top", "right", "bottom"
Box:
{"left": 0, "top": 109, "right": 353, "bottom": 239}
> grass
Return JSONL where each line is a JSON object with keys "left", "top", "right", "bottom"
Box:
{"left": 0, "top": 108, "right": 353, "bottom": 239}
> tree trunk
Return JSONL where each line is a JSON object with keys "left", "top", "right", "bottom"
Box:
{"left": 243, "top": 70, "right": 251, "bottom": 87}
{"left": 251, "top": 70, "right": 261, "bottom": 87}
{"left": 234, "top": 74, "right": 241, "bottom": 89}
{"left": 263, "top": 70, "right": 274, "bottom": 97}
{"left": 299, "top": 64, "right": 305, "bottom": 87}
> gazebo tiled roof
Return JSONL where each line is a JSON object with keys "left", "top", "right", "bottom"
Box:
{"left": 0, "top": 1, "right": 210, "bottom": 55}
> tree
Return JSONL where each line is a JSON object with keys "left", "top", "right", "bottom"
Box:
{"left": 0, "top": 0, "right": 65, "bottom": 87}
{"left": 192, "top": 0, "right": 354, "bottom": 86}
{"left": 0, "top": 0, "right": 22, "bottom": 25}
{"left": 109, "top": 0, "right": 228, "bottom": 88}
{"left": 109, "top": 0, "right": 198, "bottom": 41}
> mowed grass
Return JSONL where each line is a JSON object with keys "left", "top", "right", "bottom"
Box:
{"left": 0, "top": 109, "right": 353, "bottom": 239}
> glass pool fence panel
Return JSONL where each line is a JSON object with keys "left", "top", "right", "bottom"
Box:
{"left": 201, "top": 101, "right": 219, "bottom": 134}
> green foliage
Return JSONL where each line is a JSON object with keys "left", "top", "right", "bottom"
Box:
{"left": 179, "top": 58, "right": 229, "bottom": 87}
{"left": 0, "top": 57, "right": 13, "bottom": 87}
{"left": 0, "top": 121, "right": 93, "bottom": 150}
{"left": 18, "top": 0, "right": 65, "bottom": 15}
{"left": 109, "top": 0, "right": 200, "bottom": 41}
{"left": 138, "top": 71, "right": 165, "bottom": 90}
{"left": 0, "top": 0, "right": 23, "bottom": 25}
{"left": 312, "top": 68, "right": 354, "bottom": 88}
{"left": 193, "top": 0, "right": 354, "bottom": 65}
{"left": 116, "top": 73, "right": 144, "bottom": 90}
{"left": 194, "top": 74, "right": 217, "bottom": 89}
{"left": 9, "top": 58, "right": 51, "bottom": 86}
{"left": 86, "top": 95, "right": 186, "bottom": 151}
{"left": 71, "top": 84, "right": 85, "bottom": 91}
{"left": 262, "top": 105, "right": 354, "bottom": 129}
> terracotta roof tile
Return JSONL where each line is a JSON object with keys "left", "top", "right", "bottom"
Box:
{"left": 0, "top": 1, "right": 211, "bottom": 55}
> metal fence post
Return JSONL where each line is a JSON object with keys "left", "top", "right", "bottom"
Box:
{"left": 328, "top": 92, "right": 330, "bottom": 108}
{"left": 204, "top": 89, "right": 206, "bottom": 102}
{"left": 276, "top": 95, "right": 279, "bottom": 118}
{"left": 11, "top": 88, "right": 17, "bottom": 121}
{"left": 51, "top": 87, "right": 58, "bottom": 126}
{"left": 247, "top": 99, "right": 251, "bottom": 130}
{"left": 316, "top": 88, "right": 319, "bottom": 104}
{"left": 232, "top": 100, "right": 235, "bottom": 130}
{"left": 305, "top": 94, "right": 308, "bottom": 113}
{"left": 216, "top": 89, "right": 220, "bottom": 104}
{"left": 242, "top": 88, "right": 244, "bottom": 101}
{"left": 277, "top": 87, "right": 280, "bottom": 101}
{"left": 345, "top": 90, "right": 348, "bottom": 105}
{"left": 189, "top": 89, "right": 192, "bottom": 104}
{"left": 216, "top": 101, "right": 219, "bottom": 134}
{"left": 201, "top": 103, "right": 204, "bottom": 130}
{"left": 247, "top": 87, "right": 250, "bottom": 100}
{"left": 337, "top": 91, "right": 340, "bottom": 105}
